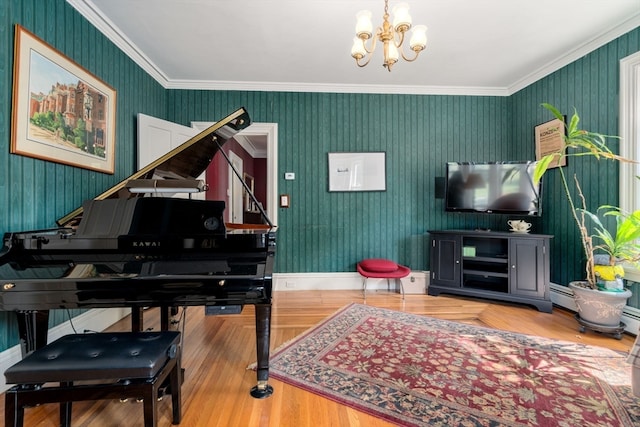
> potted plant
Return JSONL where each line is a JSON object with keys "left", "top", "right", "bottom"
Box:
{"left": 583, "top": 206, "right": 640, "bottom": 289}
{"left": 533, "top": 103, "right": 640, "bottom": 332}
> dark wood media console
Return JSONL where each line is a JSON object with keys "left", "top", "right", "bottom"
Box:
{"left": 428, "top": 230, "right": 553, "bottom": 312}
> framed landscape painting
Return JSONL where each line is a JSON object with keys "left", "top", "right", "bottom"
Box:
{"left": 11, "top": 25, "right": 117, "bottom": 174}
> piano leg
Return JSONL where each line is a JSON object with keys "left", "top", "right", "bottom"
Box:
{"left": 160, "top": 306, "right": 179, "bottom": 330}
{"left": 15, "top": 310, "right": 49, "bottom": 357}
{"left": 130, "top": 307, "right": 176, "bottom": 331}
{"left": 250, "top": 303, "right": 273, "bottom": 398}
{"left": 131, "top": 307, "right": 144, "bottom": 331}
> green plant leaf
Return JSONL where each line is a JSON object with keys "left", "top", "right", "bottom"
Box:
{"left": 541, "top": 103, "right": 563, "bottom": 121}
{"left": 533, "top": 155, "right": 555, "bottom": 185}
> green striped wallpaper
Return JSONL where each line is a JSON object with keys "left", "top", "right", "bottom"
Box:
{"left": 168, "top": 92, "right": 519, "bottom": 273}
{"left": 0, "top": 0, "right": 167, "bottom": 350}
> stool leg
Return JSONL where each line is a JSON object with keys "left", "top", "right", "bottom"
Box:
{"left": 60, "top": 382, "right": 72, "bottom": 427}
{"left": 143, "top": 386, "right": 158, "bottom": 427}
{"left": 396, "top": 278, "right": 405, "bottom": 300}
{"left": 362, "top": 278, "right": 367, "bottom": 298}
{"left": 170, "top": 363, "right": 182, "bottom": 424}
{"left": 60, "top": 402, "right": 72, "bottom": 427}
{"left": 5, "top": 389, "right": 23, "bottom": 427}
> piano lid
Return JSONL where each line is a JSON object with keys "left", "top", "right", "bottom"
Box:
{"left": 57, "top": 107, "right": 251, "bottom": 227}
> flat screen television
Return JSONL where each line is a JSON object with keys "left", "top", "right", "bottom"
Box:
{"left": 445, "top": 161, "right": 542, "bottom": 216}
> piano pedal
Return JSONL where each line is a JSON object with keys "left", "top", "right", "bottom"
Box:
{"left": 120, "top": 398, "right": 129, "bottom": 403}
{"left": 205, "top": 305, "right": 242, "bottom": 315}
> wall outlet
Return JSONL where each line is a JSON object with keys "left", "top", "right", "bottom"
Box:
{"left": 285, "top": 281, "right": 296, "bottom": 288}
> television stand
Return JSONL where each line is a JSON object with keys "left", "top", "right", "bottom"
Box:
{"left": 428, "top": 230, "right": 553, "bottom": 313}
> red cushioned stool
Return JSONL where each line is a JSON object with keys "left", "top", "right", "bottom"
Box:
{"left": 357, "top": 258, "right": 410, "bottom": 300}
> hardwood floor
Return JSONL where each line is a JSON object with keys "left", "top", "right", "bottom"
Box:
{"left": 1, "top": 290, "right": 636, "bottom": 426}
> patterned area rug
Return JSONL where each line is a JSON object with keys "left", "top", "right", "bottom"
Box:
{"left": 266, "top": 303, "right": 639, "bottom": 426}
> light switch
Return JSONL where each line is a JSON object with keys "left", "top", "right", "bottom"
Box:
{"left": 280, "top": 194, "right": 290, "bottom": 208}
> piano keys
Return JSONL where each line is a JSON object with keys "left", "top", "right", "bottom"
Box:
{"left": 0, "top": 107, "right": 276, "bottom": 398}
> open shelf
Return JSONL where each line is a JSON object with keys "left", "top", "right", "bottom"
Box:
{"left": 463, "top": 260, "right": 508, "bottom": 275}
{"left": 463, "top": 256, "right": 508, "bottom": 263}
{"left": 463, "top": 274, "right": 509, "bottom": 293}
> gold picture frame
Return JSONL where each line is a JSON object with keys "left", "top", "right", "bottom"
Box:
{"left": 534, "top": 117, "right": 566, "bottom": 169}
{"left": 11, "top": 25, "right": 117, "bottom": 174}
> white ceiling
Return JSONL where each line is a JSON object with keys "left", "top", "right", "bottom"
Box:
{"left": 68, "top": 0, "right": 640, "bottom": 97}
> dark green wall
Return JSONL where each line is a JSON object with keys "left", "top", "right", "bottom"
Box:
{"left": 0, "top": 0, "right": 638, "bottom": 352}
{"left": 0, "top": 0, "right": 167, "bottom": 350}
{"left": 167, "top": 92, "right": 521, "bottom": 272}
{"left": 511, "top": 28, "right": 640, "bottom": 287}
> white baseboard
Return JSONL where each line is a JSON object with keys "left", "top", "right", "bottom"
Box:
{"left": 273, "top": 271, "right": 429, "bottom": 292}
{"left": 0, "top": 308, "right": 129, "bottom": 393}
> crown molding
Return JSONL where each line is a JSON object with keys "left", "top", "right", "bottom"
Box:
{"left": 68, "top": 0, "right": 640, "bottom": 97}
{"left": 164, "top": 79, "right": 510, "bottom": 96}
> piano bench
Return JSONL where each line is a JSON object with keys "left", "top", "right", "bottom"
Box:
{"left": 4, "top": 331, "right": 182, "bottom": 427}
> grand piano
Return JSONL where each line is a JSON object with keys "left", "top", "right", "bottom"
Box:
{"left": 0, "top": 107, "right": 276, "bottom": 398}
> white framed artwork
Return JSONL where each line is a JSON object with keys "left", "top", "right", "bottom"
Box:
{"left": 328, "top": 152, "right": 386, "bottom": 192}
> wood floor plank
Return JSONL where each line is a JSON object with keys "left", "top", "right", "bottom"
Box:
{"left": 1, "top": 290, "right": 635, "bottom": 426}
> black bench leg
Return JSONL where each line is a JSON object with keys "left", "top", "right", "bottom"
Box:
{"left": 5, "top": 389, "right": 22, "bottom": 427}
{"left": 60, "top": 402, "right": 72, "bottom": 427}
{"left": 170, "top": 362, "right": 182, "bottom": 424}
{"left": 60, "top": 382, "right": 72, "bottom": 427}
{"left": 143, "top": 387, "right": 158, "bottom": 427}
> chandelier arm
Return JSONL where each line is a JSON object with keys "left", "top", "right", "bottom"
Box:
{"left": 400, "top": 48, "right": 422, "bottom": 62}
{"left": 363, "top": 33, "right": 378, "bottom": 54}
{"left": 393, "top": 30, "right": 406, "bottom": 48}
{"left": 355, "top": 55, "right": 373, "bottom": 67}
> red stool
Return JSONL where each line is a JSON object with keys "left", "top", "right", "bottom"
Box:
{"left": 357, "top": 258, "right": 410, "bottom": 300}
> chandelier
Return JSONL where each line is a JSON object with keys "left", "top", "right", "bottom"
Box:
{"left": 350, "top": 0, "right": 427, "bottom": 72}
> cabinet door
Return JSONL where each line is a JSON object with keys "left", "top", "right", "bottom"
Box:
{"left": 430, "top": 235, "right": 461, "bottom": 287}
{"left": 509, "top": 238, "right": 547, "bottom": 299}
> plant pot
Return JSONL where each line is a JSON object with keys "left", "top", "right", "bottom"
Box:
{"left": 569, "top": 281, "right": 632, "bottom": 327}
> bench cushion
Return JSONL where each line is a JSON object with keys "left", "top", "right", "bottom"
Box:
{"left": 5, "top": 331, "right": 180, "bottom": 384}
